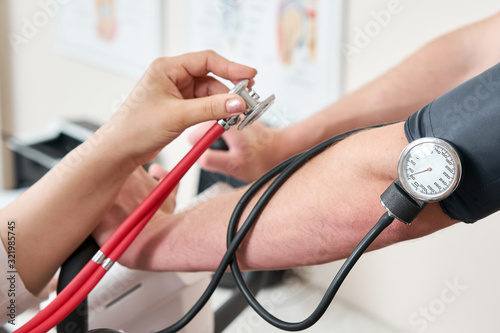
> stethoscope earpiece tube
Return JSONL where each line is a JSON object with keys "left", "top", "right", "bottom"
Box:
{"left": 154, "top": 125, "right": 390, "bottom": 332}
{"left": 83, "top": 123, "right": 404, "bottom": 333}
{"left": 35, "top": 120, "right": 415, "bottom": 332}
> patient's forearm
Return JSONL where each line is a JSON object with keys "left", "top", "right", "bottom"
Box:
{"left": 126, "top": 123, "right": 456, "bottom": 272}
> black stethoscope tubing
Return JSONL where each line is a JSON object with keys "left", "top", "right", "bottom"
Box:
{"left": 156, "top": 124, "right": 395, "bottom": 332}
{"left": 84, "top": 124, "right": 396, "bottom": 333}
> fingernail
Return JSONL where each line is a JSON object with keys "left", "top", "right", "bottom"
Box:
{"left": 226, "top": 98, "right": 245, "bottom": 115}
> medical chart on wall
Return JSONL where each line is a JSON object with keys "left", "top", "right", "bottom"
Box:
{"left": 55, "top": 0, "right": 162, "bottom": 78}
{"left": 186, "top": 0, "right": 344, "bottom": 127}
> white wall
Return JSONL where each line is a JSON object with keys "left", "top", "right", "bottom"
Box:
{"left": 0, "top": 0, "right": 198, "bottom": 199}
{"left": 2, "top": 1, "right": 500, "bottom": 332}
{"left": 309, "top": 2, "right": 500, "bottom": 333}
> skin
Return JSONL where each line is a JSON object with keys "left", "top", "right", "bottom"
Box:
{"left": 94, "top": 12, "right": 500, "bottom": 273}
{"left": 94, "top": 122, "right": 457, "bottom": 272}
{"left": 190, "top": 12, "right": 500, "bottom": 181}
{"left": 0, "top": 50, "right": 257, "bottom": 296}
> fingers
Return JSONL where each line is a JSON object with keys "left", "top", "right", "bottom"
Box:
{"left": 193, "top": 75, "right": 255, "bottom": 94}
{"left": 197, "top": 150, "right": 240, "bottom": 177}
{"left": 148, "top": 163, "right": 178, "bottom": 212}
{"left": 190, "top": 124, "right": 247, "bottom": 177}
{"left": 148, "top": 163, "right": 169, "bottom": 181}
{"left": 193, "top": 76, "right": 256, "bottom": 98}
{"left": 148, "top": 163, "right": 178, "bottom": 201}
{"left": 171, "top": 50, "right": 257, "bottom": 84}
{"left": 174, "top": 93, "right": 246, "bottom": 129}
{"left": 193, "top": 76, "right": 230, "bottom": 97}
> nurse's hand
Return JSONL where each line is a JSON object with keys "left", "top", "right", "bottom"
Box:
{"left": 189, "top": 120, "right": 286, "bottom": 181}
{"left": 97, "top": 50, "right": 257, "bottom": 168}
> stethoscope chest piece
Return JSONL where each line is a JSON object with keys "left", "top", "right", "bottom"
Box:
{"left": 227, "top": 79, "right": 275, "bottom": 130}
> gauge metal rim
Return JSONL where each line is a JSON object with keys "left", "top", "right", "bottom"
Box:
{"left": 397, "top": 137, "right": 462, "bottom": 202}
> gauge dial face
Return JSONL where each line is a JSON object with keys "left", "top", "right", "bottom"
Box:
{"left": 398, "top": 138, "right": 462, "bottom": 202}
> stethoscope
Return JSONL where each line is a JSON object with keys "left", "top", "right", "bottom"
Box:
{"left": 15, "top": 81, "right": 463, "bottom": 332}
{"left": 14, "top": 80, "right": 274, "bottom": 333}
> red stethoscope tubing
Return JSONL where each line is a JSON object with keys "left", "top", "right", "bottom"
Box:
{"left": 15, "top": 122, "right": 225, "bottom": 333}
{"left": 33, "top": 209, "right": 154, "bottom": 333}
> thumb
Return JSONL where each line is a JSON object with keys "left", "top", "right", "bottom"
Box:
{"left": 178, "top": 94, "right": 246, "bottom": 129}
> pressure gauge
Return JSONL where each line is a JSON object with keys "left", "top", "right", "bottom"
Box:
{"left": 397, "top": 137, "right": 462, "bottom": 202}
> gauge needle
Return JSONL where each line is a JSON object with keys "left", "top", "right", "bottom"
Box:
{"left": 409, "top": 167, "right": 432, "bottom": 177}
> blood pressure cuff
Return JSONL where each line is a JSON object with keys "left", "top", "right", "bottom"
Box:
{"left": 405, "top": 62, "right": 500, "bottom": 223}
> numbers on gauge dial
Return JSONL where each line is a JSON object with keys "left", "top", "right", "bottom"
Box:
{"left": 403, "top": 143, "right": 456, "bottom": 198}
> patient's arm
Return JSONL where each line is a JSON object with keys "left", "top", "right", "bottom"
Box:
{"left": 94, "top": 13, "right": 500, "bottom": 272}
{"left": 94, "top": 122, "right": 456, "bottom": 272}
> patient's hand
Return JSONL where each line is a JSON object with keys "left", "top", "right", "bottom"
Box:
{"left": 189, "top": 120, "right": 285, "bottom": 182}
{"left": 93, "top": 164, "right": 174, "bottom": 269}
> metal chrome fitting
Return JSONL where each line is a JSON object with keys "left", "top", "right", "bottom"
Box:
{"left": 218, "top": 116, "right": 240, "bottom": 130}
{"left": 92, "top": 250, "right": 106, "bottom": 265}
{"left": 102, "top": 258, "right": 115, "bottom": 271}
{"left": 220, "top": 79, "right": 275, "bottom": 131}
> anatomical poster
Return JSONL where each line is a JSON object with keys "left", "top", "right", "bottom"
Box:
{"left": 186, "top": 0, "right": 344, "bottom": 127}
{"left": 55, "top": 0, "right": 163, "bottom": 78}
